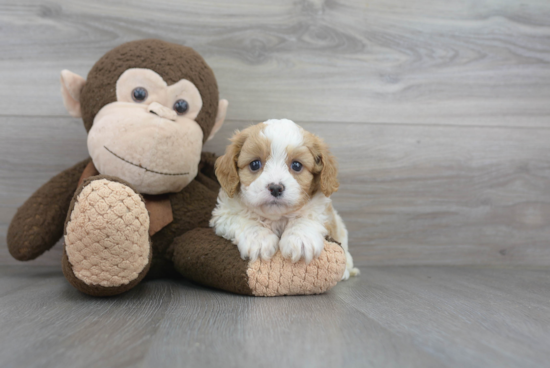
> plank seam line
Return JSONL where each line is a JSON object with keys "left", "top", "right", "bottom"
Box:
{"left": 1, "top": 116, "right": 550, "bottom": 131}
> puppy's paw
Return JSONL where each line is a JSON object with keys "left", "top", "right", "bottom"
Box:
{"left": 342, "top": 269, "right": 350, "bottom": 281}
{"left": 280, "top": 229, "right": 325, "bottom": 264}
{"left": 237, "top": 226, "right": 279, "bottom": 262}
{"left": 341, "top": 267, "right": 360, "bottom": 281}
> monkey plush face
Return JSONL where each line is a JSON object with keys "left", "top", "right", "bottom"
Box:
{"left": 86, "top": 68, "right": 207, "bottom": 194}
{"left": 59, "top": 40, "right": 228, "bottom": 195}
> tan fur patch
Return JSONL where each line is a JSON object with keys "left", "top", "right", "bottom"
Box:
{"left": 286, "top": 145, "right": 315, "bottom": 172}
{"left": 237, "top": 124, "right": 271, "bottom": 187}
{"left": 302, "top": 131, "right": 339, "bottom": 197}
{"left": 65, "top": 179, "right": 150, "bottom": 287}
{"left": 215, "top": 123, "right": 269, "bottom": 197}
{"left": 237, "top": 124, "right": 270, "bottom": 169}
{"left": 324, "top": 203, "right": 340, "bottom": 240}
{"left": 246, "top": 241, "right": 346, "bottom": 296}
{"left": 286, "top": 145, "right": 316, "bottom": 199}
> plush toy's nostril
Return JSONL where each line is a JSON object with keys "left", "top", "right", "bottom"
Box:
{"left": 268, "top": 183, "right": 285, "bottom": 198}
{"left": 147, "top": 102, "right": 177, "bottom": 121}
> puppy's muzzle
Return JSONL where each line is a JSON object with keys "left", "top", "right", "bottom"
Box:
{"left": 268, "top": 183, "right": 285, "bottom": 198}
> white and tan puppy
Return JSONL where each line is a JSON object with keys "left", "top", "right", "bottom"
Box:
{"left": 210, "top": 119, "right": 359, "bottom": 280}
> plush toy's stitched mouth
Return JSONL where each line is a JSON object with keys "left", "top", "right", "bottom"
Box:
{"left": 104, "top": 146, "right": 189, "bottom": 176}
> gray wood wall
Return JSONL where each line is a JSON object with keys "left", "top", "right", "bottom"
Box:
{"left": 1, "top": 0, "right": 549, "bottom": 266}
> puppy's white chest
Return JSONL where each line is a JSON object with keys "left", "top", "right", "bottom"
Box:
{"left": 260, "top": 217, "right": 289, "bottom": 238}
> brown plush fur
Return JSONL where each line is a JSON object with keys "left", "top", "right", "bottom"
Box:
{"left": 80, "top": 39, "right": 219, "bottom": 143}
{"left": 7, "top": 40, "right": 346, "bottom": 297}
{"left": 171, "top": 228, "right": 254, "bottom": 295}
{"left": 7, "top": 158, "right": 91, "bottom": 260}
{"left": 152, "top": 176, "right": 219, "bottom": 256}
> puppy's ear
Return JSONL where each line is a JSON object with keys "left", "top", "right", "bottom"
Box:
{"left": 308, "top": 133, "right": 339, "bottom": 197}
{"left": 215, "top": 130, "right": 247, "bottom": 198}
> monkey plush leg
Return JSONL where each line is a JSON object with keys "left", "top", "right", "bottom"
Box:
{"left": 63, "top": 176, "right": 152, "bottom": 296}
{"left": 7, "top": 158, "right": 91, "bottom": 261}
{"left": 170, "top": 228, "right": 347, "bottom": 296}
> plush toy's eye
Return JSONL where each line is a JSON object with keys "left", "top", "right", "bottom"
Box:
{"left": 291, "top": 161, "right": 303, "bottom": 172}
{"left": 249, "top": 160, "right": 262, "bottom": 172}
{"left": 132, "top": 87, "right": 148, "bottom": 102}
{"left": 173, "top": 99, "right": 189, "bottom": 115}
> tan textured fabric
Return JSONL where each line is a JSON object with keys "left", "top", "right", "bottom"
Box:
{"left": 247, "top": 241, "right": 347, "bottom": 297}
{"left": 65, "top": 179, "right": 151, "bottom": 287}
{"left": 78, "top": 161, "right": 174, "bottom": 236}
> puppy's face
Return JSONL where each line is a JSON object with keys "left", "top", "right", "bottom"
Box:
{"left": 215, "top": 119, "right": 339, "bottom": 218}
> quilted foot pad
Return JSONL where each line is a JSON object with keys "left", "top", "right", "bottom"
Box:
{"left": 65, "top": 179, "right": 150, "bottom": 287}
{"left": 247, "top": 241, "right": 347, "bottom": 296}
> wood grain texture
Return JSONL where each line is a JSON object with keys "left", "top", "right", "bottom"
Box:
{"left": 0, "top": 0, "right": 549, "bottom": 126}
{"left": 208, "top": 120, "right": 550, "bottom": 267}
{"left": 0, "top": 265, "right": 549, "bottom": 368}
{"left": 337, "top": 266, "right": 550, "bottom": 368}
{"left": 2, "top": 117, "right": 550, "bottom": 266}
{"left": 1, "top": 0, "right": 550, "bottom": 267}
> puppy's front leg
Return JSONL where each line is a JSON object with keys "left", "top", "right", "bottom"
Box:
{"left": 212, "top": 211, "right": 279, "bottom": 262}
{"left": 235, "top": 223, "right": 280, "bottom": 262}
{"left": 280, "top": 218, "right": 327, "bottom": 264}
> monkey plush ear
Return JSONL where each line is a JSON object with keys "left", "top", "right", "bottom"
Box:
{"left": 207, "top": 99, "right": 228, "bottom": 142}
{"left": 60, "top": 70, "right": 86, "bottom": 118}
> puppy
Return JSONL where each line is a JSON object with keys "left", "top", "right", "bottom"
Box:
{"left": 210, "top": 119, "right": 359, "bottom": 280}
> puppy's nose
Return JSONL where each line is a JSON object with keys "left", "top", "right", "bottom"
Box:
{"left": 268, "top": 183, "right": 285, "bottom": 198}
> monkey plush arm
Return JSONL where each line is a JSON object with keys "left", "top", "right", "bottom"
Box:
{"left": 198, "top": 151, "right": 219, "bottom": 183}
{"left": 171, "top": 228, "right": 347, "bottom": 296}
{"left": 7, "top": 158, "right": 91, "bottom": 260}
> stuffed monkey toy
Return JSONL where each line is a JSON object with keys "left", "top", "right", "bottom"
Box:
{"left": 7, "top": 39, "right": 346, "bottom": 297}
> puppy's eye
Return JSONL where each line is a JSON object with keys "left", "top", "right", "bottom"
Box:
{"left": 249, "top": 160, "right": 262, "bottom": 172}
{"left": 173, "top": 99, "right": 189, "bottom": 115}
{"left": 291, "top": 161, "right": 303, "bottom": 172}
{"left": 132, "top": 87, "right": 148, "bottom": 102}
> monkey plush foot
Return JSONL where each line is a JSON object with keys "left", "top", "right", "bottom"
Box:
{"left": 170, "top": 228, "right": 347, "bottom": 296}
{"left": 62, "top": 177, "right": 152, "bottom": 296}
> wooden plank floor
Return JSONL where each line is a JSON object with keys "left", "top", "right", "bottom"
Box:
{"left": 1, "top": 2, "right": 549, "bottom": 367}
{"left": 2, "top": 0, "right": 550, "bottom": 266}
{"left": 2, "top": 117, "right": 550, "bottom": 266}
{"left": 0, "top": 265, "right": 548, "bottom": 368}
